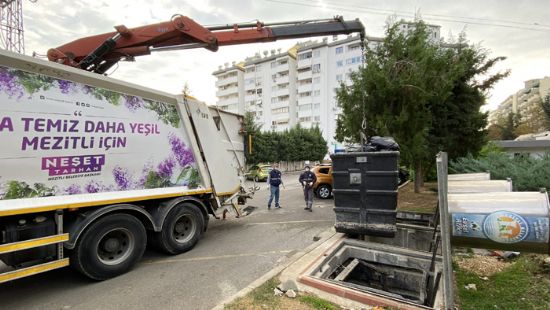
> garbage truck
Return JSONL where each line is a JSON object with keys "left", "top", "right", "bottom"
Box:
{"left": 0, "top": 15, "right": 365, "bottom": 282}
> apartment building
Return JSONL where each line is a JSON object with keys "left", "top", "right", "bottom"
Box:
{"left": 489, "top": 77, "right": 550, "bottom": 125}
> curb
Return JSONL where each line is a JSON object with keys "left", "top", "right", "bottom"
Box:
{"left": 210, "top": 228, "right": 337, "bottom": 310}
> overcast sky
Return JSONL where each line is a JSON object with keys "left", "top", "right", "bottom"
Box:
{"left": 23, "top": 0, "right": 550, "bottom": 111}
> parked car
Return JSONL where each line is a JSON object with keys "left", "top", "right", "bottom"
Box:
{"left": 246, "top": 164, "right": 272, "bottom": 182}
{"left": 312, "top": 164, "right": 333, "bottom": 199}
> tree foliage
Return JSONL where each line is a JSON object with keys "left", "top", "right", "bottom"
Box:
{"left": 335, "top": 20, "right": 508, "bottom": 192}
{"left": 243, "top": 112, "right": 327, "bottom": 165}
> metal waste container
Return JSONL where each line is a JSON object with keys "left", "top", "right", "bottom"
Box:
{"left": 331, "top": 151, "right": 399, "bottom": 237}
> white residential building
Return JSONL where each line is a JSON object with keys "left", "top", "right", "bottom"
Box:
{"left": 212, "top": 35, "right": 371, "bottom": 153}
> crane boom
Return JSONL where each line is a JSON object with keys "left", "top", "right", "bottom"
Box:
{"left": 47, "top": 15, "right": 365, "bottom": 74}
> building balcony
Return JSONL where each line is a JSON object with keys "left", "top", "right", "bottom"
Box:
{"left": 245, "top": 94, "right": 258, "bottom": 101}
{"left": 216, "top": 86, "right": 239, "bottom": 97}
{"left": 297, "top": 109, "right": 312, "bottom": 118}
{"left": 215, "top": 75, "right": 238, "bottom": 87}
{"left": 271, "top": 99, "right": 290, "bottom": 109}
{"left": 272, "top": 113, "right": 290, "bottom": 121}
{"left": 275, "top": 63, "right": 290, "bottom": 73}
{"left": 276, "top": 75, "right": 289, "bottom": 84}
{"left": 216, "top": 97, "right": 239, "bottom": 107}
{"left": 297, "top": 58, "right": 312, "bottom": 69}
{"left": 297, "top": 84, "right": 312, "bottom": 93}
{"left": 244, "top": 82, "right": 256, "bottom": 91}
{"left": 297, "top": 96, "right": 313, "bottom": 105}
{"left": 297, "top": 70, "right": 312, "bottom": 80}
{"left": 274, "top": 88, "right": 290, "bottom": 97}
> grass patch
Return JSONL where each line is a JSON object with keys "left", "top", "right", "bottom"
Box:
{"left": 225, "top": 278, "right": 280, "bottom": 310}
{"left": 455, "top": 255, "right": 550, "bottom": 309}
{"left": 298, "top": 295, "right": 339, "bottom": 310}
{"left": 225, "top": 277, "right": 345, "bottom": 310}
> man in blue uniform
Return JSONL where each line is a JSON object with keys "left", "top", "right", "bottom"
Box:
{"left": 299, "top": 165, "right": 317, "bottom": 212}
{"left": 267, "top": 163, "right": 283, "bottom": 209}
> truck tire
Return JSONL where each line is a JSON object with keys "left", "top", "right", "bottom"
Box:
{"left": 316, "top": 184, "right": 332, "bottom": 199}
{"left": 70, "top": 213, "right": 147, "bottom": 281}
{"left": 151, "top": 203, "right": 205, "bottom": 255}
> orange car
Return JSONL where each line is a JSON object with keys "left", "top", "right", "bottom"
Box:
{"left": 312, "top": 164, "right": 333, "bottom": 199}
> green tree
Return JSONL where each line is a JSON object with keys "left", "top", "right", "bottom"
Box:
{"left": 541, "top": 95, "right": 550, "bottom": 130}
{"left": 335, "top": 20, "right": 508, "bottom": 192}
{"left": 244, "top": 112, "right": 327, "bottom": 165}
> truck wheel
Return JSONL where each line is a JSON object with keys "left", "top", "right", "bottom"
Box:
{"left": 152, "top": 203, "right": 205, "bottom": 255}
{"left": 317, "top": 184, "right": 332, "bottom": 199}
{"left": 71, "top": 213, "right": 146, "bottom": 281}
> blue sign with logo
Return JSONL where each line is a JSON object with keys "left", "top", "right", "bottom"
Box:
{"left": 452, "top": 211, "right": 549, "bottom": 244}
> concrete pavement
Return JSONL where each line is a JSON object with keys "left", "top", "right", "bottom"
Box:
{"left": 0, "top": 172, "right": 336, "bottom": 310}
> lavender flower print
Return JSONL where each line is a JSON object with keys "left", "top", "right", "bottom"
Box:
{"left": 168, "top": 134, "right": 195, "bottom": 167}
{"left": 123, "top": 95, "right": 143, "bottom": 112}
{"left": 65, "top": 184, "right": 82, "bottom": 195}
{"left": 85, "top": 181, "right": 102, "bottom": 193}
{"left": 57, "top": 79, "right": 73, "bottom": 94}
{"left": 137, "top": 161, "right": 154, "bottom": 187}
{"left": 157, "top": 157, "right": 176, "bottom": 178}
{"left": 81, "top": 85, "right": 93, "bottom": 94}
{"left": 0, "top": 67, "right": 24, "bottom": 99}
{"left": 113, "top": 166, "right": 132, "bottom": 190}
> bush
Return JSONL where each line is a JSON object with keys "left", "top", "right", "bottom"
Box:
{"left": 450, "top": 152, "right": 550, "bottom": 191}
{"left": 243, "top": 111, "right": 328, "bottom": 165}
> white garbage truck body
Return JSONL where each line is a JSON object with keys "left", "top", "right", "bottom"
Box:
{"left": 0, "top": 49, "right": 246, "bottom": 282}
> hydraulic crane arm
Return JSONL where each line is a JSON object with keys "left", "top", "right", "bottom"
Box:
{"left": 47, "top": 15, "right": 365, "bottom": 74}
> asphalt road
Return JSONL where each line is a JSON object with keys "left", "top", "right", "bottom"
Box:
{"left": 0, "top": 172, "right": 336, "bottom": 310}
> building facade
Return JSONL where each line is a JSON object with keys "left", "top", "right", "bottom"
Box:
{"left": 488, "top": 77, "right": 550, "bottom": 125}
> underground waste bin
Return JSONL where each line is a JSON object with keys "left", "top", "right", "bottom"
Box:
{"left": 331, "top": 151, "right": 399, "bottom": 237}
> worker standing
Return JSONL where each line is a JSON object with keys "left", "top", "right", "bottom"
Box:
{"left": 267, "top": 163, "right": 283, "bottom": 209}
{"left": 299, "top": 165, "right": 317, "bottom": 212}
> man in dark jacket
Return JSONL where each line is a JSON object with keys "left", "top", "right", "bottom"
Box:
{"left": 267, "top": 163, "right": 283, "bottom": 209}
{"left": 299, "top": 165, "right": 317, "bottom": 212}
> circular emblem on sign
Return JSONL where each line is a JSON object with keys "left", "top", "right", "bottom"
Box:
{"left": 483, "top": 211, "right": 529, "bottom": 244}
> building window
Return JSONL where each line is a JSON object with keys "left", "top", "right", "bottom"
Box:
{"left": 299, "top": 116, "right": 312, "bottom": 122}
{"left": 313, "top": 50, "right": 321, "bottom": 58}
{"left": 313, "top": 90, "right": 320, "bottom": 97}
{"left": 312, "top": 63, "right": 321, "bottom": 74}
{"left": 314, "top": 115, "right": 321, "bottom": 122}
{"left": 272, "top": 107, "right": 289, "bottom": 114}
{"left": 313, "top": 103, "right": 320, "bottom": 110}
{"left": 256, "top": 65, "right": 262, "bottom": 71}
{"left": 313, "top": 77, "right": 321, "bottom": 84}
{"left": 336, "top": 60, "right": 343, "bottom": 67}
{"left": 347, "top": 43, "right": 360, "bottom": 51}
{"left": 299, "top": 104, "right": 312, "bottom": 111}
{"left": 346, "top": 58, "right": 353, "bottom": 65}
{"left": 336, "top": 74, "right": 343, "bottom": 82}
{"left": 298, "top": 51, "right": 312, "bottom": 60}
{"left": 335, "top": 46, "right": 343, "bottom": 54}
{"left": 270, "top": 61, "right": 277, "bottom": 68}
